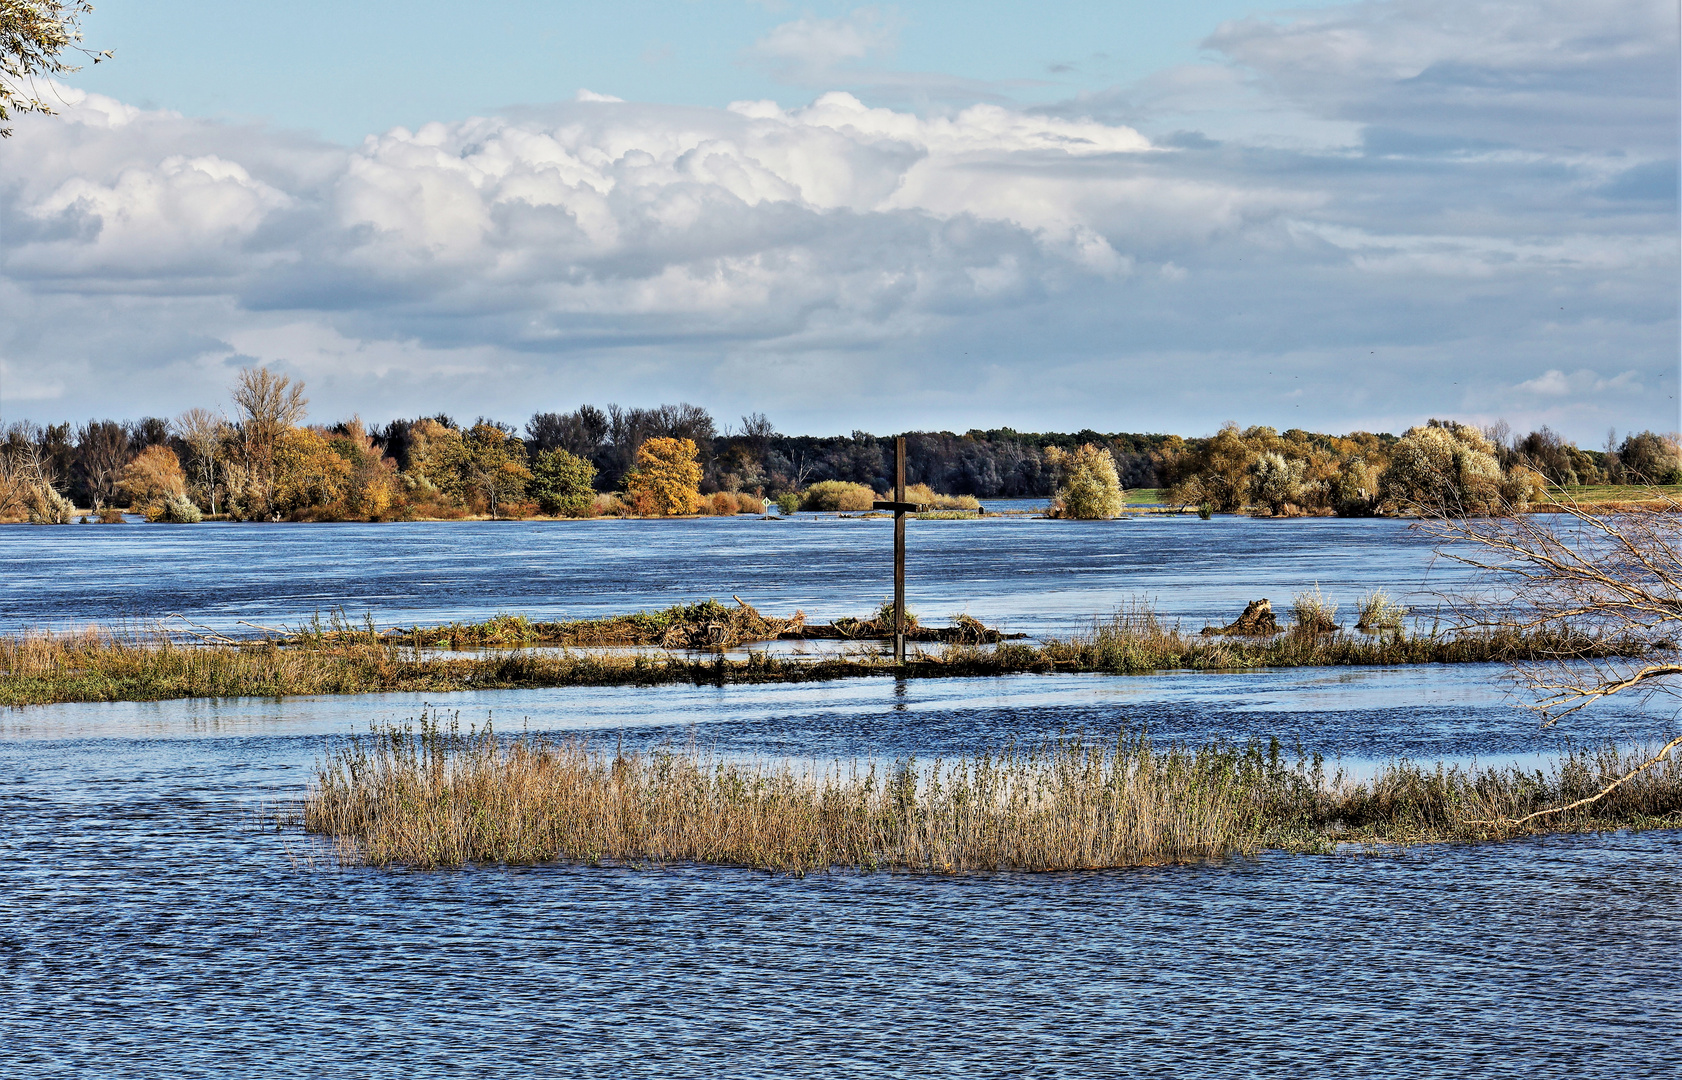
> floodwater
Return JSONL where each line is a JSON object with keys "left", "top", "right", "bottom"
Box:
{"left": 2, "top": 518, "right": 1677, "bottom": 1077}
{"left": 0, "top": 513, "right": 1457, "bottom": 636}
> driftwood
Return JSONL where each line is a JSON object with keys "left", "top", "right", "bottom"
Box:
{"left": 382, "top": 598, "right": 1022, "bottom": 651}
{"left": 1201, "top": 599, "right": 1283, "bottom": 637}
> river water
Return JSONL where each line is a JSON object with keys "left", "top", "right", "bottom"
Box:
{"left": 2, "top": 518, "right": 1677, "bottom": 1076}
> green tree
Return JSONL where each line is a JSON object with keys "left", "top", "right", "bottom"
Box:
{"left": 1611, "top": 431, "right": 1682, "bottom": 484}
{"left": 1, "top": 1, "right": 109, "bottom": 136}
{"left": 529, "top": 448, "right": 597, "bottom": 516}
{"left": 1046, "top": 443, "right": 1124, "bottom": 519}
{"left": 461, "top": 423, "right": 532, "bottom": 519}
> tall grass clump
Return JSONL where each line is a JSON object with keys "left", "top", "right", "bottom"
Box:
{"left": 300, "top": 716, "right": 1682, "bottom": 872}
{"left": 1354, "top": 590, "right": 1407, "bottom": 633}
{"left": 305, "top": 716, "right": 1258, "bottom": 872}
{"left": 1289, "top": 585, "right": 1340, "bottom": 634}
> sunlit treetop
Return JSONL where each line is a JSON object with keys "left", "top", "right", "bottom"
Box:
{"left": 1, "top": 0, "right": 109, "bottom": 136}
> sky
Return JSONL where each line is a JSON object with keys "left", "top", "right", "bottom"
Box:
{"left": 0, "top": 0, "right": 1677, "bottom": 443}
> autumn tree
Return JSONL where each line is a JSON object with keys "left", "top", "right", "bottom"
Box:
{"left": 1, "top": 0, "right": 109, "bottom": 137}
{"left": 1380, "top": 421, "right": 1511, "bottom": 515}
{"left": 230, "top": 367, "right": 308, "bottom": 517}
{"left": 405, "top": 418, "right": 466, "bottom": 504}
{"left": 1248, "top": 452, "right": 1304, "bottom": 516}
{"left": 271, "top": 427, "right": 350, "bottom": 517}
{"left": 625, "top": 436, "right": 702, "bottom": 516}
{"left": 116, "top": 444, "right": 185, "bottom": 504}
{"left": 460, "top": 422, "right": 531, "bottom": 519}
{"left": 1046, "top": 443, "right": 1124, "bottom": 519}
{"left": 529, "top": 448, "right": 597, "bottom": 516}
{"left": 328, "top": 418, "right": 399, "bottom": 520}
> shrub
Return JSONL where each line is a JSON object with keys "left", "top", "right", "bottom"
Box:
{"left": 625, "top": 437, "right": 702, "bottom": 515}
{"left": 1380, "top": 421, "right": 1504, "bottom": 514}
{"left": 799, "top": 480, "right": 877, "bottom": 512}
{"left": 735, "top": 492, "right": 766, "bottom": 514}
{"left": 529, "top": 448, "right": 597, "bottom": 517}
{"left": 1611, "top": 431, "right": 1682, "bottom": 484}
{"left": 1046, "top": 444, "right": 1124, "bottom": 519}
{"left": 26, "top": 485, "right": 75, "bottom": 524}
{"left": 774, "top": 492, "right": 800, "bottom": 515}
{"left": 1500, "top": 465, "right": 1547, "bottom": 510}
{"left": 1248, "top": 452, "right": 1304, "bottom": 516}
{"left": 149, "top": 493, "right": 204, "bottom": 523}
{"left": 707, "top": 491, "right": 742, "bottom": 515}
{"left": 1331, "top": 459, "right": 1382, "bottom": 517}
{"left": 905, "top": 483, "right": 981, "bottom": 511}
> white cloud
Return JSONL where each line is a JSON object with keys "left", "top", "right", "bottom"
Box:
{"left": 749, "top": 7, "right": 902, "bottom": 76}
{"left": 0, "top": 0, "right": 1675, "bottom": 442}
{"left": 1516, "top": 368, "right": 1645, "bottom": 397}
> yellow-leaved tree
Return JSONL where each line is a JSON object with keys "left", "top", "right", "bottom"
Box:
{"left": 625, "top": 437, "right": 702, "bottom": 515}
{"left": 1046, "top": 443, "right": 1124, "bottom": 519}
{"left": 272, "top": 427, "right": 350, "bottom": 518}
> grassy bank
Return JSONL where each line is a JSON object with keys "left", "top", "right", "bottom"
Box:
{"left": 332, "top": 600, "right": 1014, "bottom": 650}
{"left": 0, "top": 614, "right": 1656, "bottom": 707}
{"left": 299, "top": 715, "right": 1682, "bottom": 872}
{"left": 1533, "top": 485, "right": 1682, "bottom": 512}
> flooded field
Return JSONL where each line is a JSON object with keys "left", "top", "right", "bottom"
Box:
{"left": 0, "top": 513, "right": 1453, "bottom": 636}
{"left": 2, "top": 518, "right": 1676, "bottom": 1076}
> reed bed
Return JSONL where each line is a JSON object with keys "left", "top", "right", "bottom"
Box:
{"left": 1031, "top": 601, "right": 1646, "bottom": 675}
{"left": 0, "top": 608, "right": 1658, "bottom": 706}
{"left": 300, "top": 715, "right": 1682, "bottom": 872}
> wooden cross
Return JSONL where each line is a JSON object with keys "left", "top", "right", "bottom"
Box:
{"left": 871, "top": 435, "right": 918, "bottom": 666}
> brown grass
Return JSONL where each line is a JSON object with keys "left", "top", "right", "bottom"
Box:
{"left": 298, "top": 714, "right": 1682, "bottom": 872}
{"left": 0, "top": 603, "right": 1658, "bottom": 707}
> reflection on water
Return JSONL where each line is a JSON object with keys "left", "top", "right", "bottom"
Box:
{"left": 2, "top": 519, "right": 1676, "bottom": 1075}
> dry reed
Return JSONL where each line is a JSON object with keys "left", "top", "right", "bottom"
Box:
{"left": 304, "top": 715, "right": 1258, "bottom": 872}
{"left": 300, "top": 714, "right": 1682, "bottom": 872}
{"left": 0, "top": 605, "right": 1657, "bottom": 706}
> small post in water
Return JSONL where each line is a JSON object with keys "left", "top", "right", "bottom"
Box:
{"left": 895, "top": 435, "right": 906, "bottom": 665}
{"left": 873, "top": 436, "right": 916, "bottom": 667}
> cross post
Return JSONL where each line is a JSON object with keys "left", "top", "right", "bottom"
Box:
{"left": 871, "top": 435, "right": 915, "bottom": 666}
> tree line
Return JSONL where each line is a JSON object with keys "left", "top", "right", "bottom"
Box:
{"left": 0, "top": 367, "right": 1677, "bottom": 522}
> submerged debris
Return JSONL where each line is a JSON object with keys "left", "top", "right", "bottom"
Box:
{"left": 1201, "top": 598, "right": 1283, "bottom": 637}
{"left": 383, "top": 598, "right": 1023, "bottom": 650}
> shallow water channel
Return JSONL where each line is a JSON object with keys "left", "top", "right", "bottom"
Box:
{"left": 3, "top": 518, "right": 1678, "bottom": 1076}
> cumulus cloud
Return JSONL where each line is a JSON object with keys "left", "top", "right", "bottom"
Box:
{"left": 0, "top": 0, "right": 1675, "bottom": 442}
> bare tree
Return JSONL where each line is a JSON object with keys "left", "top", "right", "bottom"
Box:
{"left": 75, "top": 419, "right": 130, "bottom": 508}
{"left": 1425, "top": 496, "right": 1682, "bottom": 823}
{"left": 230, "top": 367, "right": 307, "bottom": 515}
{"left": 176, "top": 407, "right": 226, "bottom": 515}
